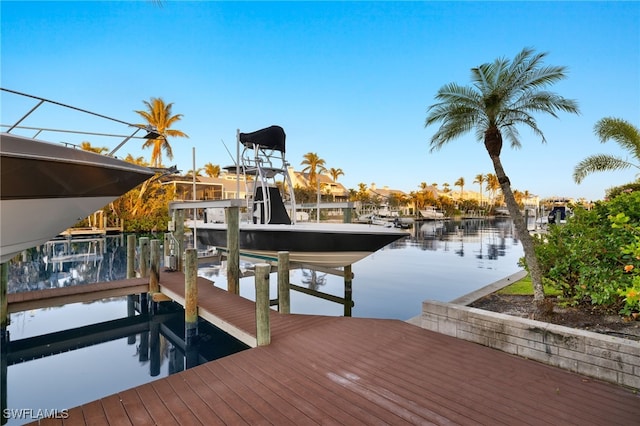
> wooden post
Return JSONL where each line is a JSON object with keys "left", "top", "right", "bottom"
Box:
{"left": 555, "top": 210, "right": 562, "bottom": 226}
{"left": 255, "top": 263, "right": 271, "bottom": 346}
{"left": 184, "top": 248, "right": 198, "bottom": 347}
{"left": 127, "top": 234, "right": 136, "bottom": 279}
{"left": 0, "top": 263, "right": 7, "bottom": 328}
{"left": 149, "top": 239, "right": 160, "bottom": 294}
{"left": 226, "top": 206, "right": 240, "bottom": 294}
{"left": 277, "top": 251, "right": 290, "bottom": 314}
{"left": 524, "top": 209, "right": 530, "bottom": 231}
{"left": 139, "top": 237, "right": 150, "bottom": 278}
{"left": 344, "top": 264, "right": 353, "bottom": 317}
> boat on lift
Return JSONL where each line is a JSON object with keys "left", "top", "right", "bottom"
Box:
{"left": 189, "top": 125, "right": 407, "bottom": 268}
{"left": 0, "top": 88, "right": 155, "bottom": 263}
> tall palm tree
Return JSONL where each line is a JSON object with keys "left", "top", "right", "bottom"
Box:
{"left": 454, "top": 177, "right": 465, "bottom": 200}
{"left": 135, "top": 97, "right": 189, "bottom": 167}
{"left": 328, "top": 167, "right": 344, "bottom": 182}
{"left": 204, "top": 162, "right": 221, "bottom": 178}
{"left": 474, "top": 173, "right": 485, "bottom": 206}
{"left": 425, "top": 48, "right": 579, "bottom": 304}
{"left": 573, "top": 117, "right": 640, "bottom": 184}
{"left": 300, "top": 152, "right": 327, "bottom": 189}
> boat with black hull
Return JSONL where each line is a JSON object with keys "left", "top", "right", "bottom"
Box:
{"left": 189, "top": 125, "right": 407, "bottom": 268}
{"left": 0, "top": 88, "right": 155, "bottom": 263}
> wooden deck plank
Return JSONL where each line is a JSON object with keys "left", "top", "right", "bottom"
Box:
{"left": 132, "top": 383, "right": 179, "bottom": 426}
{"left": 74, "top": 399, "right": 108, "bottom": 426}
{"left": 116, "top": 388, "right": 154, "bottom": 425}
{"left": 177, "top": 368, "right": 250, "bottom": 425}
{"left": 98, "top": 394, "right": 133, "bottom": 426}
{"left": 148, "top": 379, "right": 204, "bottom": 425}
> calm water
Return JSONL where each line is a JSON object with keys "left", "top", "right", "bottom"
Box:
{"left": 2, "top": 218, "right": 523, "bottom": 424}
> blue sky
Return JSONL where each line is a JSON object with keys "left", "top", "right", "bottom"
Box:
{"left": 2, "top": 1, "right": 638, "bottom": 201}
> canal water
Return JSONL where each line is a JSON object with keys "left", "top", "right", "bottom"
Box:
{"left": 2, "top": 217, "right": 523, "bottom": 424}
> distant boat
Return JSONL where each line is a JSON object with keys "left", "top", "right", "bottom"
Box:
{"left": 0, "top": 89, "right": 155, "bottom": 263}
{"left": 419, "top": 206, "right": 445, "bottom": 220}
{"left": 190, "top": 125, "right": 407, "bottom": 268}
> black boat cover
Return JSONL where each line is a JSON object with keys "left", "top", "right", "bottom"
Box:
{"left": 239, "top": 125, "right": 286, "bottom": 152}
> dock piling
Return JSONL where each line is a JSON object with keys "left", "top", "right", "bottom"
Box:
{"left": 277, "top": 251, "right": 290, "bottom": 314}
{"left": 255, "top": 263, "right": 271, "bottom": 346}
{"left": 226, "top": 206, "right": 240, "bottom": 294}
{"left": 139, "top": 237, "right": 150, "bottom": 278}
{"left": 126, "top": 234, "right": 136, "bottom": 279}
{"left": 184, "top": 248, "right": 198, "bottom": 347}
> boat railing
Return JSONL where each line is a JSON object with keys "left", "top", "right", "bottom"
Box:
{"left": 1, "top": 87, "right": 160, "bottom": 156}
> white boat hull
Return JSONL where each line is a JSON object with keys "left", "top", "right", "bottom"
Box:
{"left": 0, "top": 197, "right": 116, "bottom": 263}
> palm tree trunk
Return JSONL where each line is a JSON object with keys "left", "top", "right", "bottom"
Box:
{"left": 489, "top": 154, "right": 545, "bottom": 304}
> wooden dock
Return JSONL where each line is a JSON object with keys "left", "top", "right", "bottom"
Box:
{"left": 7, "top": 272, "right": 638, "bottom": 425}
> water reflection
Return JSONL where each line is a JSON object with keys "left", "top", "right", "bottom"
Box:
{"left": 2, "top": 298, "right": 248, "bottom": 426}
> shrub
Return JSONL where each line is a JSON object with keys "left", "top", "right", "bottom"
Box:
{"left": 534, "top": 191, "right": 640, "bottom": 315}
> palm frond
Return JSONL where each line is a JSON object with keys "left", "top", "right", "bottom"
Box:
{"left": 594, "top": 117, "right": 640, "bottom": 158}
{"left": 573, "top": 154, "right": 635, "bottom": 183}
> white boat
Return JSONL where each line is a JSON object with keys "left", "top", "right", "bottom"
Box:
{"left": 0, "top": 89, "right": 155, "bottom": 263}
{"left": 190, "top": 125, "right": 407, "bottom": 268}
{"left": 419, "top": 206, "right": 445, "bottom": 220}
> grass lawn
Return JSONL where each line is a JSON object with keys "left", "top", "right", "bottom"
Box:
{"left": 497, "top": 274, "right": 561, "bottom": 296}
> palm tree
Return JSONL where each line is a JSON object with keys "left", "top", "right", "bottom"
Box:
{"left": 474, "top": 173, "right": 485, "bottom": 207}
{"left": 425, "top": 47, "right": 579, "bottom": 305}
{"left": 573, "top": 117, "right": 640, "bottom": 184}
{"left": 300, "top": 152, "right": 327, "bottom": 189}
{"left": 135, "top": 97, "right": 189, "bottom": 167}
{"left": 328, "top": 167, "right": 344, "bottom": 182}
{"left": 204, "top": 163, "right": 221, "bottom": 178}
{"left": 454, "top": 177, "right": 465, "bottom": 200}
{"left": 486, "top": 173, "right": 500, "bottom": 206}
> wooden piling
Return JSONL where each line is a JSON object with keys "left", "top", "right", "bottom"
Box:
{"left": 127, "top": 234, "right": 136, "bottom": 279}
{"left": 277, "top": 251, "right": 290, "bottom": 314}
{"left": 226, "top": 206, "right": 240, "bottom": 294}
{"left": 184, "top": 248, "right": 198, "bottom": 346}
{"left": 255, "top": 263, "right": 271, "bottom": 346}
{"left": 149, "top": 239, "right": 160, "bottom": 293}
{"left": 139, "top": 237, "right": 150, "bottom": 278}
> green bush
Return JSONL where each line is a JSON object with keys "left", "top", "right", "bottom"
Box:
{"left": 534, "top": 191, "right": 640, "bottom": 315}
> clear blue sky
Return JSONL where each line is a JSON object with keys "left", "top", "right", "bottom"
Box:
{"left": 2, "top": 1, "right": 638, "bottom": 201}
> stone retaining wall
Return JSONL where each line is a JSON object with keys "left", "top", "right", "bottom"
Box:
{"left": 417, "top": 300, "right": 640, "bottom": 390}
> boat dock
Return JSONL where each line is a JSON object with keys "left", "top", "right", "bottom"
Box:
{"left": 5, "top": 272, "right": 640, "bottom": 425}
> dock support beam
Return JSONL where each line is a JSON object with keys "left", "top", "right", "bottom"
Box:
{"left": 184, "top": 248, "right": 198, "bottom": 347}
{"left": 255, "top": 263, "right": 271, "bottom": 346}
{"left": 226, "top": 206, "right": 240, "bottom": 294}
{"left": 277, "top": 252, "right": 290, "bottom": 314}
